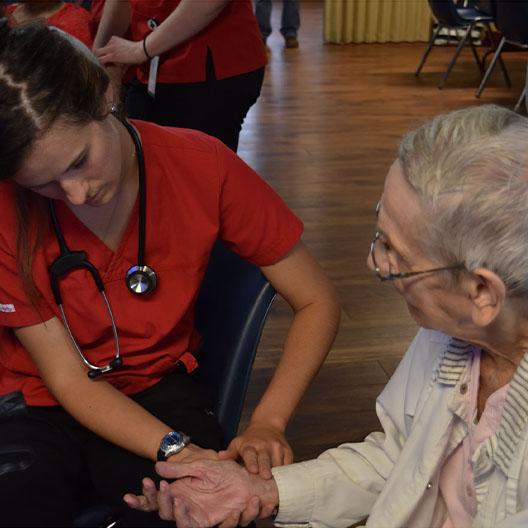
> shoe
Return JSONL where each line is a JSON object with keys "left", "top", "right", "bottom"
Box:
{"left": 284, "top": 35, "right": 299, "bottom": 49}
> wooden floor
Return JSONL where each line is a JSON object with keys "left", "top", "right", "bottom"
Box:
{"left": 238, "top": 0, "right": 528, "bottom": 467}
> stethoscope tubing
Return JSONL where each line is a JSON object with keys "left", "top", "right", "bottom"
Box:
{"left": 47, "top": 116, "right": 154, "bottom": 379}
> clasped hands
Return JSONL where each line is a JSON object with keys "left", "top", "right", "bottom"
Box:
{"left": 124, "top": 422, "right": 290, "bottom": 527}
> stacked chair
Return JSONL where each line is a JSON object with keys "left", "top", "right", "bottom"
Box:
{"left": 474, "top": 1, "right": 528, "bottom": 111}
{"left": 416, "top": 0, "right": 509, "bottom": 90}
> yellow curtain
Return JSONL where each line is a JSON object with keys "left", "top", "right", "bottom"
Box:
{"left": 324, "top": 0, "right": 432, "bottom": 44}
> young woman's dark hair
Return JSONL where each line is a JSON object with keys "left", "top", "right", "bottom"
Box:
{"left": 0, "top": 20, "right": 109, "bottom": 299}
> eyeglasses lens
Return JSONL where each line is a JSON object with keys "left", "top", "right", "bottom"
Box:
{"left": 373, "top": 236, "right": 391, "bottom": 277}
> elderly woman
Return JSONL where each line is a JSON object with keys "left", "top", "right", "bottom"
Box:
{"left": 125, "top": 104, "right": 528, "bottom": 528}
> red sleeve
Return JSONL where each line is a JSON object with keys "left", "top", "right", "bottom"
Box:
{"left": 0, "top": 184, "right": 54, "bottom": 328}
{"left": 89, "top": 0, "right": 106, "bottom": 40}
{"left": 48, "top": 4, "right": 93, "bottom": 48}
{"left": 215, "top": 141, "right": 303, "bottom": 266}
{"left": 0, "top": 245, "right": 54, "bottom": 328}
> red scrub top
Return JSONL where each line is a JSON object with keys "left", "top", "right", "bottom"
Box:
{"left": 129, "top": 0, "right": 267, "bottom": 84}
{"left": 6, "top": 3, "right": 93, "bottom": 48}
{"left": 0, "top": 121, "right": 303, "bottom": 406}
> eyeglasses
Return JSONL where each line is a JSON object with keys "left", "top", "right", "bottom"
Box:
{"left": 370, "top": 231, "right": 465, "bottom": 282}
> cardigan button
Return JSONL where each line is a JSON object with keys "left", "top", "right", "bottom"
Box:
{"left": 460, "top": 383, "right": 468, "bottom": 395}
{"left": 426, "top": 482, "right": 433, "bottom": 490}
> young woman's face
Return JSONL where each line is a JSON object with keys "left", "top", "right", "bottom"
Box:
{"left": 13, "top": 116, "right": 124, "bottom": 207}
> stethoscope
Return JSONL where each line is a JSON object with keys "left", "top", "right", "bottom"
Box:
{"left": 48, "top": 118, "right": 157, "bottom": 379}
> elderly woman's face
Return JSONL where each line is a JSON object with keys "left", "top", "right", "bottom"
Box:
{"left": 367, "top": 160, "right": 475, "bottom": 336}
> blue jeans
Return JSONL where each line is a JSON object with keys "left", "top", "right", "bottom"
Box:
{"left": 255, "top": 0, "right": 300, "bottom": 38}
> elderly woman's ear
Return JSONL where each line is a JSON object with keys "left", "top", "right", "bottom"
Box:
{"left": 466, "top": 268, "right": 507, "bottom": 328}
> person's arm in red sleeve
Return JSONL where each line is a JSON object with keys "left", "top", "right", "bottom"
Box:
{"left": 93, "top": 0, "right": 131, "bottom": 50}
{"left": 219, "top": 242, "right": 341, "bottom": 478}
{"left": 95, "top": 0, "right": 230, "bottom": 66}
{"left": 13, "top": 318, "right": 220, "bottom": 464}
{"left": 212, "top": 141, "right": 341, "bottom": 478}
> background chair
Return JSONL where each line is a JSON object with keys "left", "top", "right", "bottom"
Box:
{"left": 73, "top": 241, "right": 276, "bottom": 527}
{"left": 416, "top": 0, "right": 509, "bottom": 89}
{"left": 474, "top": 0, "right": 528, "bottom": 110}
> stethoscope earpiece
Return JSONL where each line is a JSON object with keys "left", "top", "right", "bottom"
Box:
{"left": 88, "top": 369, "right": 104, "bottom": 380}
{"left": 87, "top": 357, "right": 123, "bottom": 380}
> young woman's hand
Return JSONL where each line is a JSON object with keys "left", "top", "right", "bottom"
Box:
{"left": 123, "top": 459, "right": 279, "bottom": 527}
{"left": 95, "top": 36, "right": 147, "bottom": 66}
{"left": 217, "top": 421, "right": 293, "bottom": 479}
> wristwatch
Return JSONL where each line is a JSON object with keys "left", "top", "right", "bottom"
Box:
{"left": 157, "top": 431, "right": 191, "bottom": 461}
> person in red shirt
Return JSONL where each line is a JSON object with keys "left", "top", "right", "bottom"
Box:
{"left": 88, "top": 0, "right": 105, "bottom": 39}
{"left": 0, "top": 21, "right": 340, "bottom": 526}
{"left": 93, "top": 0, "right": 267, "bottom": 152}
{"left": 5, "top": 1, "right": 92, "bottom": 47}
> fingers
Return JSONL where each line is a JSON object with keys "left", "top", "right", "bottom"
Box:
{"left": 172, "top": 497, "right": 196, "bottom": 527}
{"left": 123, "top": 493, "right": 142, "bottom": 510}
{"left": 157, "top": 480, "right": 175, "bottom": 521}
{"left": 142, "top": 477, "right": 159, "bottom": 511}
{"left": 217, "top": 509, "right": 241, "bottom": 528}
{"left": 173, "top": 497, "right": 212, "bottom": 528}
{"left": 239, "top": 495, "right": 260, "bottom": 526}
{"left": 256, "top": 450, "right": 272, "bottom": 480}
{"left": 123, "top": 478, "right": 159, "bottom": 512}
{"left": 123, "top": 492, "right": 154, "bottom": 512}
{"left": 283, "top": 445, "right": 294, "bottom": 466}
{"left": 242, "top": 444, "right": 291, "bottom": 478}
{"left": 260, "top": 501, "right": 278, "bottom": 519}
{"left": 217, "top": 443, "right": 238, "bottom": 461}
{"left": 229, "top": 425, "right": 294, "bottom": 478}
{"left": 240, "top": 446, "right": 259, "bottom": 474}
{"left": 155, "top": 460, "right": 200, "bottom": 479}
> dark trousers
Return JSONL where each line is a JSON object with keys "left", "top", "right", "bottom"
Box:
{"left": 125, "top": 55, "right": 265, "bottom": 153}
{"left": 0, "top": 370, "right": 225, "bottom": 527}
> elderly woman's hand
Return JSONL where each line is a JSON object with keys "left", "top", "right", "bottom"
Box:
{"left": 217, "top": 420, "right": 293, "bottom": 479}
{"left": 167, "top": 443, "right": 220, "bottom": 464}
{"left": 95, "top": 36, "right": 147, "bottom": 66}
{"left": 123, "top": 459, "right": 279, "bottom": 527}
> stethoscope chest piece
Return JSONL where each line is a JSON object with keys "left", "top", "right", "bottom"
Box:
{"left": 126, "top": 264, "right": 157, "bottom": 295}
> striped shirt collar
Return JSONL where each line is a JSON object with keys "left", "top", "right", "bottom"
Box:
{"left": 436, "top": 337, "right": 472, "bottom": 385}
{"left": 437, "top": 337, "right": 528, "bottom": 474}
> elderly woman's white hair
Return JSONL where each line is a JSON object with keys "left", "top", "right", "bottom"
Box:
{"left": 399, "top": 104, "right": 528, "bottom": 295}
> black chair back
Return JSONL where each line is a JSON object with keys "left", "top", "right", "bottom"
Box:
{"left": 194, "top": 241, "right": 276, "bottom": 441}
{"left": 475, "top": 0, "right": 496, "bottom": 16}
{"left": 495, "top": 0, "right": 528, "bottom": 45}
{"left": 428, "top": 0, "right": 468, "bottom": 26}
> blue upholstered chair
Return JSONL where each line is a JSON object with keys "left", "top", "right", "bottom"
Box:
{"left": 73, "top": 241, "right": 276, "bottom": 527}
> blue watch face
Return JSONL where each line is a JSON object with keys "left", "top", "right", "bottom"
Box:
{"left": 158, "top": 431, "right": 189, "bottom": 461}
{"left": 163, "top": 431, "right": 183, "bottom": 447}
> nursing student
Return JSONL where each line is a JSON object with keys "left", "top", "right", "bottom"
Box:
{"left": 0, "top": 22, "right": 340, "bottom": 526}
